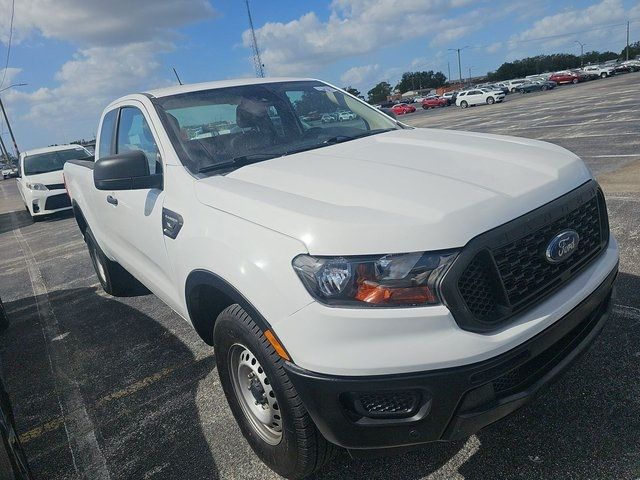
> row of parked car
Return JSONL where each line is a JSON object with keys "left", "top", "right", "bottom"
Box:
{"left": 382, "top": 58, "right": 640, "bottom": 114}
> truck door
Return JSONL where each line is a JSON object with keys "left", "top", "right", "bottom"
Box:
{"left": 106, "top": 103, "right": 177, "bottom": 305}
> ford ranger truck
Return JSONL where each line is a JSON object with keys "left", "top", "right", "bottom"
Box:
{"left": 63, "top": 78, "right": 619, "bottom": 479}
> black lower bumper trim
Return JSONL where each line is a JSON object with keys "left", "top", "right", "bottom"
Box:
{"left": 284, "top": 265, "right": 617, "bottom": 449}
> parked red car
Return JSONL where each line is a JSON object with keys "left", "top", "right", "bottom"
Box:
{"left": 549, "top": 71, "right": 581, "bottom": 85}
{"left": 422, "top": 97, "right": 448, "bottom": 109}
{"left": 391, "top": 103, "right": 416, "bottom": 115}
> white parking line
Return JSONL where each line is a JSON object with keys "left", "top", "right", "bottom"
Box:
{"left": 9, "top": 211, "right": 111, "bottom": 479}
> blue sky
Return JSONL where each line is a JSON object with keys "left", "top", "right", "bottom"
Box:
{"left": 0, "top": 0, "right": 638, "bottom": 150}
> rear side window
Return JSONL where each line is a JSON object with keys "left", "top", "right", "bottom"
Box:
{"left": 98, "top": 110, "right": 117, "bottom": 159}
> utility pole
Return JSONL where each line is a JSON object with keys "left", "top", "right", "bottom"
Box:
{"left": 468, "top": 67, "right": 473, "bottom": 85}
{"left": 0, "top": 132, "right": 9, "bottom": 163}
{"left": 626, "top": 21, "right": 630, "bottom": 61}
{"left": 575, "top": 41, "right": 586, "bottom": 66}
{"left": 448, "top": 46, "right": 469, "bottom": 88}
{"left": 0, "top": 96, "right": 19, "bottom": 157}
{"left": 447, "top": 62, "right": 451, "bottom": 82}
{"left": 245, "top": 0, "right": 265, "bottom": 78}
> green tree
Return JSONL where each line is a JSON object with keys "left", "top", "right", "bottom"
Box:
{"left": 621, "top": 41, "right": 640, "bottom": 60}
{"left": 343, "top": 86, "right": 361, "bottom": 97}
{"left": 395, "top": 71, "right": 447, "bottom": 93}
{"left": 293, "top": 91, "right": 339, "bottom": 116}
{"left": 367, "top": 81, "right": 392, "bottom": 103}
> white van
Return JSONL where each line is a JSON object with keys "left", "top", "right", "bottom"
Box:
{"left": 18, "top": 144, "right": 93, "bottom": 219}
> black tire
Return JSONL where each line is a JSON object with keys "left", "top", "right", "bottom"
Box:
{"left": 486, "top": 96, "right": 495, "bottom": 104}
{"left": 600, "top": 72, "right": 607, "bottom": 78}
{"left": 460, "top": 100, "right": 468, "bottom": 109}
{"left": 84, "top": 227, "right": 137, "bottom": 296}
{"left": 422, "top": 104, "right": 428, "bottom": 109}
{"left": 214, "top": 305, "right": 335, "bottom": 479}
{"left": 541, "top": 85, "right": 547, "bottom": 91}
{"left": 572, "top": 78, "right": 578, "bottom": 84}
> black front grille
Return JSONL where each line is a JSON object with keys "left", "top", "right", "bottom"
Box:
{"left": 444, "top": 181, "right": 609, "bottom": 332}
{"left": 44, "top": 193, "right": 71, "bottom": 210}
{"left": 45, "top": 183, "right": 65, "bottom": 190}
{"left": 494, "top": 195, "right": 602, "bottom": 307}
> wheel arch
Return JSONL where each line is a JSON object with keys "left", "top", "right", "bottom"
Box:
{"left": 185, "top": 269, "right": 272, "bottom": 345}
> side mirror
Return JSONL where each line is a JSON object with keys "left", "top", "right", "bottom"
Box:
{"left": 380, "top": 107, "right": 396, "bottom": 119}
{"left": 94, "top": 150, "right": 162, "bottom": 191}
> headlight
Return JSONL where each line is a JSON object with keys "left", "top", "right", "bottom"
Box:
{"left": 292, "top": 250, "right": 458, "bottom": 307}
{"left": 26, "top": 182, "right": 48, "bottom": 191}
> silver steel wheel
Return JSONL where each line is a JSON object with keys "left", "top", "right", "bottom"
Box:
{"left": 229, "top": 343, "right": 282, "bottom": 445}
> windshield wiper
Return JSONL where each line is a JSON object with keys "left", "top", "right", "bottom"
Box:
{"left": 198, "top": 153, "right": 282, "bottom": 173}
{"left": 322, "top": 128, "right": 396, "bottom": 145}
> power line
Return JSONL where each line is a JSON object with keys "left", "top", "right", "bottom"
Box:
{"left": 0, "top": 0, "right": 16, "bottom": 90}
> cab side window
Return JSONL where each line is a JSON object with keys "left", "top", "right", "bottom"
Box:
{"left": 98, "top": 109, "right": 117, "bottom": 159}
{"left": 116, "top": 107, "right": 162, "bottom": 174}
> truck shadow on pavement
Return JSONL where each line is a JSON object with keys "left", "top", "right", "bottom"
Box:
{"left": 1, "top": 287, "right": 221, "bottom": 480}
{"left": 0, "top": 209, "right": 74, "bottom": 235}
{"left": 314, "top": 272, "right": 640, "bottom": 479}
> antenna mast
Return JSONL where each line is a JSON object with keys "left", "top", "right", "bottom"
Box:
{"left": 245, "top": 0, "right": 265, "bottom": 77}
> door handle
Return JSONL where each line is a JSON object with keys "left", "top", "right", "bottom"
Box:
{"left": 106, "top": 195, "right": 118, "bottom": 206}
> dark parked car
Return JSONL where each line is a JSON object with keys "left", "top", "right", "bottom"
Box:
{"left": 516, "top": 81, "right": 556, "bottom": 93}
{"left": 0, "top": 298, "right": 34, "bottom": 480}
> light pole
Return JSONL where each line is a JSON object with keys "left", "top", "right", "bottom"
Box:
{"left": 448, "top": 46, "right": 470, "bottom": 88}
{"left": 468, "top": 66, "right": 474, "bottom": 85}
{"left": 0, "top": 83, "right": 27, "bottom": 157}
{"left": 575, "top": 41, "right": 586, "bottom": 66}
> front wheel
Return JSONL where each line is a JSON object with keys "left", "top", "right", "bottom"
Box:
{"left": 572, "top": 78, "right": 578, "bottom": 84}
{"left": 460, "top": 100, "right": 468, "bottom": 108}
{"left": 600, "top": 72, "right": 607, "bottom": 78}
{"left": 486, "top": 96, "right": 495, "bottom": 104}
{"left": 214, "top": 305, "right": 335, "bottom": 479}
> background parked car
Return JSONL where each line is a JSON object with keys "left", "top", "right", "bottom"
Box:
{"left": 0, "top": 297, "right": 34, "bottom": 480}
{"left": 581, "top": 65, "right": 615, "bottom": 78}
{"left": 422, "top": 97, "right": 448, "bottom": 108}
{"left": 456, "top": 89, "right": 505, "bottom": 108}
{"left": 505, "top": 79, "right": 527, "bottom": 92}
{"left": 442, "top": 91, "right": 458, "bottom": 103}
{"left": 549, "top": 71, "right": 581, "bottom": 84}
{"left": 516, "top": 80, "right": 556, "bottom": 93}
{"left": 391, "top": 103, "right": 416, "bottom": 115}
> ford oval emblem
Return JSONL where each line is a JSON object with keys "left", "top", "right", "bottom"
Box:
{"left": 545, "top": 230, "right": 580, "bottom": 264}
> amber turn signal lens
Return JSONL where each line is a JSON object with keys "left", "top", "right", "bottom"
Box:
{"left": 355, "top": 281, "right": 437, "bottom": 304}
{"left": 264, "top": 330, "right": 291, "bottom": 361}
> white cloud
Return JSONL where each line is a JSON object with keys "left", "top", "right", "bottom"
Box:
{"left": 244, "top": 0, "right": 488, "bottom": 76}
{"left": 0, "top": 0, "right": 214, "bottom": 147}
{"left": 0, "top": 0, "right": 215, "bottom": 45}
{"left": 509, "top": 0, "right": 639, "bottom": 51}
{"left": 340, "top": 64, "right": 380, "bottom": 87}
{"left": 0, "top": 67, "right": 22, "bottom": 88}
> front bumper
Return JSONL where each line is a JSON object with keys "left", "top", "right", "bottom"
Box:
{"left": 25, "top": 189, "right": 72, "bottom": 216}
{"left": 284, "top": 265, "right": 617, "bottom": 449}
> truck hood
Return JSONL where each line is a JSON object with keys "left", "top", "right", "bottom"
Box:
{"left": 194, "top": 128, "right": 592, "bottom": 255}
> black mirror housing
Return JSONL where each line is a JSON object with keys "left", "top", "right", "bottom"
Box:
{"left": 94, "top": 150, "right": 162, "bottom": 191}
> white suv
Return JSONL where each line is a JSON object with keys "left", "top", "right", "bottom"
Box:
{"left": 456, "top": 88, "right": 505, "bottom": 108}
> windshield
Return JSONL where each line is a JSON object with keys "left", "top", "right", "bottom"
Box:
{"left": 23, "top": 147, "right": 92, "bottom": 175}
{"left": 153, "top": 80, "right": 401, "bottom": 174}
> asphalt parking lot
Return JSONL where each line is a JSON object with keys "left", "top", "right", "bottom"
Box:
{"left": 0, "top": 72, "right": 639, "bottom": 480}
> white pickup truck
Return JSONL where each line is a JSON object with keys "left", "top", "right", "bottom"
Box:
{"left": 64, "top": 77, "right": 618, "bottom": 479}
{"left": 581, "top": 64, "right": 615, "bottom": 78}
